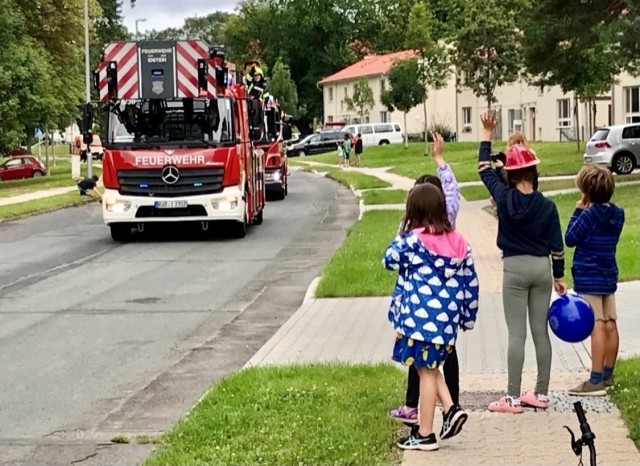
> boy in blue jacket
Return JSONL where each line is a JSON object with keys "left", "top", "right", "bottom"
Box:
{"left": 566, "top": 164, "right": 625, "bottom": 396}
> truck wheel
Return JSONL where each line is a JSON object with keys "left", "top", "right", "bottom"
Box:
{"left": 110, "top": 224, "right": 132, "bottom": 242}
{"left": 252, "top": 209, "right": 264, "bottom": 225}
{"left": 230, "top": 216, "right": 248, "bottom": 238}
{"left": 284, "top": 178, "right": 288, "bottom": 196}
{"left": 273, "top": 186, "right": 286, "bottom": 200}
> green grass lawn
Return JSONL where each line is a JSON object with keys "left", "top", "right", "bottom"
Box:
{"left": 361, "top": 189, "right": 408, "bottom": 205}
{"left": 315, "top": 210, "right": 402, "bottom": 298}
{"left": 306, "top": 141, "right": 583, "bottom": 183}
{"left": 609, "top": 356, "right": 640, "bottom": 449}
{"left": 145, "top": 364, "right": 404, "bottom": 466}
{"left": 0, "top": 191, "right": 98, "bottom": 221}
{"left": 0, "top": 162, "right": 101, "bottom": 198}
{"left": 551, "top": 184, "right": 640, "bottom": 285}
{"left": 322, "top": 167, "right": 391, "bottom": 190}
{"left": 460, "top": 173, "right": 640, "bottom": 201}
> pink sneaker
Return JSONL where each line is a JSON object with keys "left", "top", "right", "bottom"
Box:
{"left": 488, "top": 396, "right": 524, "bottom": 414}
{"left": 519, "top": 391, "right": 549, "bottom": 409}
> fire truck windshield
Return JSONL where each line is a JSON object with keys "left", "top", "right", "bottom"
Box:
{"left": 106, "top": 97, "right": 233, "bottom": 147}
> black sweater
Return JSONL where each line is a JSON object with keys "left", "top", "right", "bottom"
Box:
{"left": 478, "top": 141, "right": 565, "bottom": 278}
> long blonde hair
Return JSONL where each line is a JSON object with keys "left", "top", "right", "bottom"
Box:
{"left": 508, "top": 131, "right": 528, "bottom": 148}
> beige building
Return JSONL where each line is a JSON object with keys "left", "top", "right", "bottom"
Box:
{"left": 319, "top": 52, "right": 640, "bottom": 142}
{"left": 318, "top": 51, "right": 456, "bottom": 135}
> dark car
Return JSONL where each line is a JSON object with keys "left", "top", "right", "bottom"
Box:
{"left": 286, "top": 131, "right": 345, "bottom": 157}
{"left": 0, "top": 156, "right": 46, "bottom": 181}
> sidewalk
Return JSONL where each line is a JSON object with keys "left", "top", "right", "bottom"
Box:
{"left": 250, "top": 165, "right": 640, "bottom": 465}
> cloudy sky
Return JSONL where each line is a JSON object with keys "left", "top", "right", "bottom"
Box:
{"left": 122, "top": 0, "right": 239, "bottom": 33}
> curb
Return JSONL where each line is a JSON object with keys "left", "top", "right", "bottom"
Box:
{"left": 0, "top": 198, "right": 99, "bottom": 224}
{"left": 303, "top": 276, "right": 321, "bottom": 302}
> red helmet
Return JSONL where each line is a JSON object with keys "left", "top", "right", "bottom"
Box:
{"left": 504, "top": 144, "right": 540, "bottom": 171}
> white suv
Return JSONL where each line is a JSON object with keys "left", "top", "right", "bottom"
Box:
{"left": 342, "top": 123, "right": 404, "bottom": 146}
{"left": 583, "top": 124, "right": 640, "bottom": 175}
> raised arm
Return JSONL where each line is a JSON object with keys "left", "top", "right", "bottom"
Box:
{"left": 478, "top": 111, "right": 508, "bottom": 201}
{"left": 431, "top": 133, "right": 460, "bottom": 225}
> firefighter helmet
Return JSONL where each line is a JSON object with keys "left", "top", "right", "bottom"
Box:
{"left": 504, "top": 144, "right": 540, "bottom": 171}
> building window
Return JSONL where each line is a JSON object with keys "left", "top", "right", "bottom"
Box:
{"left": 508, "top": 109, "right": 523, "bottom": 133}
{"left": 557, "top": 99, "right": 572, "bottom": 127}
{"left": 329, "top": 88, "right": 334, "bottom": 102}
{"left": 462, "top": 107, "right": 472, "bottom": 131}
{"left": 344, "top": 87, "right": 348, "bottom": 99}
{"left": 327, "top": 115, "right": 333, "bottom": 123}
{"left": 380, "top": 79, "right": 386, "bottom": 92}
{"left": 380, "top": 111, "right": 389, "bottom": 123}
{"left": 624, "top": 87, "right": 640, "bottom": 123}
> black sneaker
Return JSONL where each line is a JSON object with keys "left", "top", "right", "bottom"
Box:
{"left": 440, "top": 404, "right": 468, "bottom": 440}
{"left": 396, "top": 427, "right": 439, "bottom": 451}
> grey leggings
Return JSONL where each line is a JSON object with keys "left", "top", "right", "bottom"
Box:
{"left": 503, "top": 255, "right": 553, "bottom": 396}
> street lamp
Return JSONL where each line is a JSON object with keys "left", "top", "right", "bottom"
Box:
{"left": 135, "top": 18, "right": 147, "bottom": 40}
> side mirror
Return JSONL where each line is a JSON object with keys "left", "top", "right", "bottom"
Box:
{"left": 282, "top": 123, "right": 292, "bottom": 141}
{"left": 216, "top": 66, "right": 228, "bottom": 90}
{"left": 266, "top": 108, "right": 277, "bottom": 138}
{"left": 197, "top": 59, "right": 208, "bottom": 90}
{"left": 83, "top": 131, "right": 94, "bottom": 145}
{"left": 92, "top": 70, "right": 100, "bottom": 92}
{"left": 247, "top": 99, "right": 263, "bottom": 141}
{"left": 82, "top": 103, "right": 94, "bottom": 132}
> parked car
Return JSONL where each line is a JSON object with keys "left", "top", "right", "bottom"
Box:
{"left": 342, "top": 123, "right": 404, "bottom": 146}
{"left": 286, "top": 131, "right": 345, "bottom": 157}
{"left": 0, "top": 156, "right": 46, "bottom": 181}
{"left": 584, "top": 124, "right": 640, "bottom": 175}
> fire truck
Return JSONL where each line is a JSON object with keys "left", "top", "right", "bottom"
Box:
{"left": 242, "top": 61, "right": 292, "bottom": 201}
{"left": 89, "top": 40, "right": 266, "bottom": 241}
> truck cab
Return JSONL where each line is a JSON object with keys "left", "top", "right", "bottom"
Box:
{"left": 92, "top": 40, "right": 266, "bottom": 241}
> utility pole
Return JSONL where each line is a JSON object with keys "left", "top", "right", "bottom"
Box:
{"left": 84, "top": 0, "right": 93, "bottom": 179}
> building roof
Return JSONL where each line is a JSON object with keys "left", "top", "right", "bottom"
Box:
{"left": 318, "top": 51, "right": 415, "bottom": 85}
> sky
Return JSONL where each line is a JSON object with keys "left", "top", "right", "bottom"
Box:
{"left": 121, "top": 0, "right": 239, "bottom": 34}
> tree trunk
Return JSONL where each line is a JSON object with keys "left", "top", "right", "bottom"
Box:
{"left": 423, "top": 99, "right": 429, "bottom": 155}
{"left": 404, "top": 112, "right": 408, "bottom": 149}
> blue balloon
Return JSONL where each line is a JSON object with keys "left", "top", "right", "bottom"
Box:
{"left": 548, "top": 294, "right": 595, "bottom": 343}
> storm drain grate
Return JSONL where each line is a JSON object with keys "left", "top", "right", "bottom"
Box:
{"left": 459, "top": 390, "right": 617, "bottom": 413}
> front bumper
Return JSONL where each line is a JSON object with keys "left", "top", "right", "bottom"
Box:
{"left": 102, "top": 186, "right": 245, "bottom": 224}
{"left": 265, "top": 169, "right": 284, "bottom": 192}
{"left": 583, "top": 151, "right": 612, "bottom": 167}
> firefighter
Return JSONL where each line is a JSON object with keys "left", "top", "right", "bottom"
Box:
{"left": 246, "top": 65, "right": 270, "bottom": 101}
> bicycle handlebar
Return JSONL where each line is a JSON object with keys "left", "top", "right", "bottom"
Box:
{"left": 574, "top": 401, "right": 587, "bottom": 425}
{"left": 564, "top": 401, "right": 597, "bottom": 466}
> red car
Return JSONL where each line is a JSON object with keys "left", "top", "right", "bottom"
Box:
{"left": 0, "top": 156, "right": 46, "bottom": 181}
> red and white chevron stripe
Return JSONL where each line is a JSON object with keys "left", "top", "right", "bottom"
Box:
{"left": 176, "top": 40, "right": 216, "bottom": 98}
{"left": 98, "top": 41, "right": 139, "bottom": 102}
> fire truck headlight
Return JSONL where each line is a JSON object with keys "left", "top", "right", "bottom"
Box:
{"left": 105, "top": 200, "right": 131, "bottom": 213}
{"left": 212, "top": 195, "right": 238, "bottom": 210}
{"left": 272, "top": 171, "right": 281, "bottom": 182}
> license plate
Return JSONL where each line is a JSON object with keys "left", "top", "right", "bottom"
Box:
{"left": 154, "top": 201, "right": 188, "bottom": 209}
{"left": 585, "top": 157, "right": 592, "bottom": 162}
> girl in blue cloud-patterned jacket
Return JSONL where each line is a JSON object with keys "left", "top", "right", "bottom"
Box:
{"left": 383, "top": 183, "right": 479, "bottom": 453}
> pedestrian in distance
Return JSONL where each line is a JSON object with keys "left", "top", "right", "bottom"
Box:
{"left": 353, "top": 132, "right": 363, "bottom": 167}
{"left": 341, "top": 133, "right": 352, "bottom": 168}
{"left": 388, "top": 133, "right": 464, "bottom": 426}
{"left": 478, "top": 111, "right": 568, "bottom": 414}
{"left": 383, "top": 181, "right": 479, "bottom": 452}
{"left": 565, "top": 164, "right": 625, "bottom": 396}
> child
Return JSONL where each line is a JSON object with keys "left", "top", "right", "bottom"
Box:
{"left": 341, "top": 134, "right": 352, "bottom": 168}
{"left": 566, "top": 164, "right": 625, "bottom": 396}
{"left": 77, "top": 175, "right": 102, "bottom": 200}
{"left": 384, "top": 183, "right": 479, "bottom": 451}
{"left": 478, "top": 111, "right": 568, "bottom": 413}
{"left": 337, "top": 142, "right": 344, "bottom": 167}
{"left": 354, "top": 133, "right": 363, "bottom": 167}
{"left": 388, "top": 133, "right": 463, "bottom": 425}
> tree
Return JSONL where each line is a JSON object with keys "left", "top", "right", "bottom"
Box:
{"left": 380, "top": 58, "right": 425, "bottom": 148}
{"left": 522, "top": 0, "right": 623, "bottom": 148}
{"left": 268, "top": 58, "right": 299, "bottom": 116}
{"left": 451, "top": 0, "right": 526, "bottom": 109}
{"left": 406, "top": 2, "right": 451, "bottom": 153}
{"left": 344, "top": 78, "right": 375, "bottom": 122}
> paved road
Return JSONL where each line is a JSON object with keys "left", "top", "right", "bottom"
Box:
{"left": 0, "top": 171, "right": 358, "bottom": 466}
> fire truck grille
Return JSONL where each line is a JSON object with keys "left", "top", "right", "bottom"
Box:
{"left": 117, "top": 168, "right": 225, "bottom": 197}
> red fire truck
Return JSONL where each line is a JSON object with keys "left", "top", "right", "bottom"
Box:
{"left": 91, "top": 40, "right": 266, "bottom": 241}
{"left": 242, "top": 61, "right": 292, "bottom": 201}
